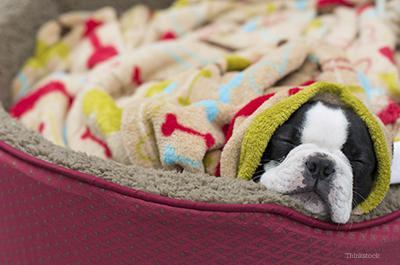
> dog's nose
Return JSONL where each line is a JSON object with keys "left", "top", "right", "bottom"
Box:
{"left": 306, "top": 157, "right": 335, "bottom": 179}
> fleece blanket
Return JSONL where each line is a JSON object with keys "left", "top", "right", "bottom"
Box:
{"left": 7, "top": 0, "right": 400, "bottom": 213}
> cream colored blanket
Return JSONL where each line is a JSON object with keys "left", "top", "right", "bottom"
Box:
{"left": 8, "top": 0, "right": 400, "bottom": 178}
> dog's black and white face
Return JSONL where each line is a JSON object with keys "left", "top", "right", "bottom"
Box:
{"left": 253, "top": 100, "right": 376, "bottom": 223}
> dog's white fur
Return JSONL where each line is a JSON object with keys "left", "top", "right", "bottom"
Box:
{"left": 302, "top": 102, "right": 349, "bottom": 150}
{"left": 260, "top": 102, "right": 354, "bottom": 223}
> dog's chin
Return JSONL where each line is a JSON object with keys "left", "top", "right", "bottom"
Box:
{"left": 288, "top": 190, "right": 351, "bottom": 224}
{"left": 289, "top": 192, "right": 328, "bottom": 217}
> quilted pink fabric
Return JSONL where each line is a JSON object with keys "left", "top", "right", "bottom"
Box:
{"left": 1, "top": 140, "right": 400, "bottom": 264}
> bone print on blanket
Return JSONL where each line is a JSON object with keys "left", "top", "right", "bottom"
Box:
{"left": 8, "top": 0, "right": 400, "bottom": 177}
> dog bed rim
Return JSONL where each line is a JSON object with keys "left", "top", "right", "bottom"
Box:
{"left": 2, "top": 139, "right": 399, "bottom": 231}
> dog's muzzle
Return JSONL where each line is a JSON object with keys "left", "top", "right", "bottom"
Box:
{"left": 290, "top": 152, "right": 352, "bottom": 223}
{"left": 260, "top": 144, "right": 353, "bottom": 223}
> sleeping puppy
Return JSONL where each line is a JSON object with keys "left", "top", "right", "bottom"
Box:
{"left": 252, "top": 100, "right": 376, "bottom": 223}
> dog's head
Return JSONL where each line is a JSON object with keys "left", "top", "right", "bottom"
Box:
{"left": 252, "top": 100, "right": 376, "bottom": 223}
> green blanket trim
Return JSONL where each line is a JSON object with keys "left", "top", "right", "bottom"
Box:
{"left": 237, "top": 81, "right": 391, "bottom": 214}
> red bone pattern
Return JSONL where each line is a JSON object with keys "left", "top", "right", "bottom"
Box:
{"left": 320, "top": 57, "right": 355, "bottom": 73}
{"left": 38, "top": 122, "right": 45, "bottom": 133}
{"left": 323, "top": 66, "right": 355, "bottom": 73}
{"left": 9, "top": 81, "right": 73, "bottom": 119}
{"left": 161, "top": 113, "right": 215, "bottom": 148}
{"left": 132, "top": 66, "right": 143, "bottom": 86}
{"left": 320, "top": 58, "right": 351, "bottom": 65}
{"left": 353, "top": 58, "right": 372, "bottom": 74}
{"left": 356, "top": 4, "right": 373, "bottom": 15}
{"left": 87, "top": 32, "right": 118, "bottom": 69}
{"left": 317, "top": 0, "right": 354, "bottom": 8}
{"left": 377, "top": 99, "right": 400, "bottom": 125}
{"left": 81, "top": 126, "right": 112, "bottom": 158}
{"left": 83, "top": 18, "right": 104, "bottom": 38}
{"left": 360, "top": 25, "right": 378, "bottom": 43}
{"left": 379, "top": 46, "right": 396, "bottom": 65}
{"left": 159, "top": 31, "right": 178, "bottom": 41}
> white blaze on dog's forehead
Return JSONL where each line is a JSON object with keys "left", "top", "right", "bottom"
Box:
{"left": 301, "top": 102, "right": 349, "bottom": 150}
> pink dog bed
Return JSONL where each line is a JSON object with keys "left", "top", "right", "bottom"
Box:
{"left": 2, "top": 140, "right": 400, "bottom": 264}
{"left": 1, "top": 0, "right": 400, "bottom": 264}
